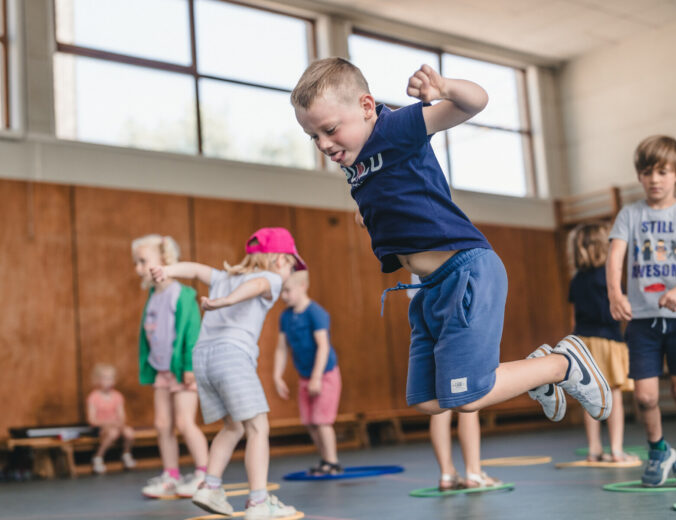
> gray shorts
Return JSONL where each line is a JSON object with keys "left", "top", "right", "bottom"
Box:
{"left": 192, "top": 344, "right": 269, "bottom": 423}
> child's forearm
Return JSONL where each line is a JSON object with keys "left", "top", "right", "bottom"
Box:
{"left": 606, "top": 240, "right": 627, "bottom": 298}
{"left": 165, "top": 262, "right": 213, "bottom": 285}
{"left": 203, "top": 277, "right": 271, "bottom": 311}
{"left": 310, "top": 331, "right": 330, "bottom": 380}
{"left": 273, "top": 337, "right": 288, "bottom": 380}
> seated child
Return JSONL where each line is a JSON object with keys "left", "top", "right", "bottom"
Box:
{"left": 274, "top": 271, "right": 342, "bottom": 475}
{"left": 87, "top": 363, "right": 136, "bottom": 474}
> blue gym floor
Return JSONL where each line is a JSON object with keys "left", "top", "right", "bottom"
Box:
{"left": 2, "top": 419, "right": 676, "bottom": 520}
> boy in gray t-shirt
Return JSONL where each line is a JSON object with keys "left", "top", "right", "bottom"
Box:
{"left": 607, "top": 135, "right": 676, "bottom": 487}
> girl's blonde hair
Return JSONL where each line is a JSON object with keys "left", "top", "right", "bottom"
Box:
{"left": 224, "top": 252, "right": 297, "bottom": 275}
{"left": 131, "top": 234, "right": 181, "bottom": 265}
{"left": 92, "top": 363, "right": 116, "bottom": 385}
{"left": 568, "top": 222, "right": 610, "bottom": 272}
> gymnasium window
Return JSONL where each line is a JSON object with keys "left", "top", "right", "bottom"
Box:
{"left": 349, "top": 32, "right": 534, "bottom": 198}
{"left": 53, "top": 0, "right": 316, "bottom": 169}
{"left": 0, "top": 0, "right": 8, "bottom": 129}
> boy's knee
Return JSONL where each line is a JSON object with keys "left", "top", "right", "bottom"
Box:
{"left": 454, "top": 402, "right": 481, "bottom": 413}
{"left": 635, "top": 392, "right": 659, "bottom": 411}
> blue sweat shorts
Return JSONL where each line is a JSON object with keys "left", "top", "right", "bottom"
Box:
{"left": 405, "top": 248, "right": 508, "bottom": 408}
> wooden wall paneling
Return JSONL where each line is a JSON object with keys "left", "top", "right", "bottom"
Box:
{"left": 191, "top": 197, "right": 297, "bottom": 421}
{"left": 0, "top": 180, "right": 79, "bottom": 435}
{"left": 74, "top": 187, "right": 192, "bottom": 427}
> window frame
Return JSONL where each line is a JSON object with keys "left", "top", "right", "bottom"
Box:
{"left": 350, "top": 29, "right": 536, "bottom": 197}
{"left": 1, "top": 0, "right": 9, "bottom": 128}
{"left": 52, "top": 0, "right": 317, "bottom": 162}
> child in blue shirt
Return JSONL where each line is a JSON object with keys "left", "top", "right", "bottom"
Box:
{"left": 274, "top": 271, "right": 342, "bottom": 475}
{"left": 291, "top": 57, "right": 611, "bottom": 426}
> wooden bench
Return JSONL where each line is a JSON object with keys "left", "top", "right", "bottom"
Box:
{"left": 3, "top": 413, "right": 362, "bottom": 479}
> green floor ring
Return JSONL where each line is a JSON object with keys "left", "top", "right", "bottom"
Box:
{"left": 575, "top": 445, "right": 648, "bottom": 460}
{"left": 603, "top": 479, "right": 676, "bottom": 493}
{"left": 410, "top": 482, "right": 515, "bottom": 497}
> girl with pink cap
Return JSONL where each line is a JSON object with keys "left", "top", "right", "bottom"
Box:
{"left": 150, "top": 227, "right": 304, "bottom": 519}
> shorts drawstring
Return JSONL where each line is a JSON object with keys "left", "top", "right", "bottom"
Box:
{"left": 650, "top": 317, "right": 668, "bottom": 334}
{"left": 380, "top": 280, "right": 430, "bottom": 316}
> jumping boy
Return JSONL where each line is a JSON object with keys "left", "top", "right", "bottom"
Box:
{"left": 607, "top": 135, "right": 676, "bottom": 486}
{"left": 291, "top": 57, "right": 611, "bottom": 425}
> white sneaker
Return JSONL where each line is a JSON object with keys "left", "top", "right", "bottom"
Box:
{"left": 142, "top": 472, "right": 178, "bottom": 498}
{"left": 121, "top": 452, "right": 137, "bottom": 469}
{"left": 92, "top": 456, "right": 106, "bottom": 475}
{"left": 245, "top": 494, "right": 297, "bottom": 520}
{"left": 192, "top": 485, "right": 234, "bottom": 516}
{"left": 527, "top": 344, "right": 567, "bottom": 422}
{"left": 553, "top": 335, "right": 612, "bottom": 421}
{"left": 176, "top": 470, "right": 206, "bottom": 498}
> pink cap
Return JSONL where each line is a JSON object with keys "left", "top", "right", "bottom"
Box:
{"left": 245, "top": 227, "right": 307, "bottom": 271}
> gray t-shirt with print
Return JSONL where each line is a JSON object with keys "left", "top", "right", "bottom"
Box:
{"left": 194, "top": 269, "right": 282, "bottom": 362}
{"left": 609, "top": 200, "right": 676, "bottom": 318}
{"left": 144, "top": 281, "right": 181, "bottom": 371}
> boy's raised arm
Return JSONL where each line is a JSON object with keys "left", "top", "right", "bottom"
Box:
{"left": 407, "top": 64, "right": 488, "bottom": 135}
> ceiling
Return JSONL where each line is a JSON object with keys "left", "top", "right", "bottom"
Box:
{"left": 312, "top": 0, "right": 676, "bottom": 61}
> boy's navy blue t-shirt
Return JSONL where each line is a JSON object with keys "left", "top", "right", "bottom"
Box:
{"left": 568, "top": 266, "right": 623, "bottom": 342}
{"left": 342, "top": 102, "right": 491, "bottom": 273}
{"left": 279, "top": 301, "right": 337, "bottom": 379}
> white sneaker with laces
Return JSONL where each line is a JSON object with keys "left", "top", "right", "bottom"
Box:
{"left": 527, "top": 344, "right": 567, "bottom": 422}
{"left": 92, "top": 456, "right": 106, "bottom": 474}
{"left": 176, "top": 470, "right": 206, "bottom": 498}
{"left": 142, "top": 472, "right": 178, "bottom": 498}
{"left": 245, "top": 494, "right": 297, "bottom": 520}
{"left": 553, "top": 335, "right": 612, "bottom": 421}
{"left": 192, "top": 485, "right": 234, "bottom": 516}
{"left": 121, "top": 452, "right": 137, "bottom": 469}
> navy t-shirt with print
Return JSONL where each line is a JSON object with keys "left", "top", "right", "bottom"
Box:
{"left": 342, "top": 102, "right": 491, "bottom": 273}
{"left": 568, "top": 266, "right": 623, "bottom": 342}
{"left": 279, "top": 301, "right": 337, "bottom": 379}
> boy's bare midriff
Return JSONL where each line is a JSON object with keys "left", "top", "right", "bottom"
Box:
{"left": 397, "top": 250, "right": 457, "bottom": 277}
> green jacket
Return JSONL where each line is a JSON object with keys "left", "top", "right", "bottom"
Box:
{"left": 138, "top": 283, "right": 201, "bottom": 384}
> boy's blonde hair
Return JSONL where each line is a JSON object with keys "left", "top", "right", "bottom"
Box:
{"left": 568, "top": 222, "right": 610, "bottom": 272}
{"left": 634, "top": 135, "right": 676, "bottom": 175}
{"left": 291, "top": 57, "right": 370, "bottom": 109}
{"left": 131, "top": 234, "right": 181, "bottom": 265}
{"left": 92, "top": 363, "right": 116, "bottom": 384}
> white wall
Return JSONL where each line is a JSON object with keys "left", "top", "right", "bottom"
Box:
{"left": 559, "top": 20, "right": 676, "bottom": 195}
{"left": 0, "top": 0, "right": 560, "bottom": 228}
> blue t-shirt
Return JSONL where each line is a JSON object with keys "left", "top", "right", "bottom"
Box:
{"left": 279, "top": 302, "right": 337, "bottom": 379}
{"left": 568, "top": 266, "right": 623, "bottom": 341}
{"left": 342, "top": 102, "right": 491, "bottom": 273}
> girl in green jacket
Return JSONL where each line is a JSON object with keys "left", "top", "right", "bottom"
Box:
{"left": 132, "top": 234, "right": 208, "bottom": 499}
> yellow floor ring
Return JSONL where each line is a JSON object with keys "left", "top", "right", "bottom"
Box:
{"left": 480, "top": 456, "right": 552, "bottom": 466}
{"left": 185, "top": 512, "right": 304, "bottom": 520}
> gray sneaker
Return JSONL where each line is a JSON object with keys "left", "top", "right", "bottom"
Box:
{"left": 527, "top": 344, "right": 567, "bottom": 422}
{"left": 192, "top": 486, "right": 234, "bottom": 516}
{"left": 245, "top": 494, "right": 297, "bottom": 520}
{"left": 553, "top": 335, "right": 612, "bottom": 421}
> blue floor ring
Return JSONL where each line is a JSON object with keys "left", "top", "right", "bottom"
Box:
{"left": 283, "top": 465, "right": 404, "bottom": 481}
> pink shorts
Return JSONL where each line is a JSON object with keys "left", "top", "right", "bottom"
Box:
{"left": 298, "top": 366, "right": 342, "bottom": 426}
{"left": 153, "top": 371, "right": 198, "bottom": 393}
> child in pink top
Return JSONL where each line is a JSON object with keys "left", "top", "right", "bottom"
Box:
{"left": 87, "top": 363, "right": 136, "bottom": 474}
